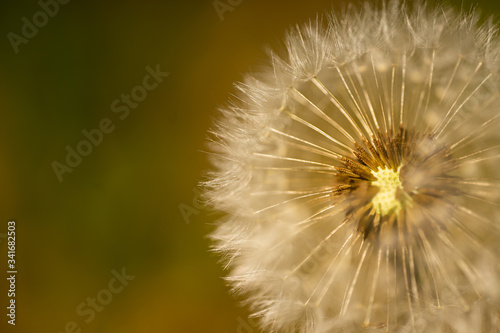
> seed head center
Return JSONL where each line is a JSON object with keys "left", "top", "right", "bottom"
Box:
{"left": 371, "top": 166, "right": 403, "bottom": 215}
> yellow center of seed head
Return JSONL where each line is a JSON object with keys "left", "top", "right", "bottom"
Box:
{"left": 371, "top": 166, "right": 403, "bottom": 215}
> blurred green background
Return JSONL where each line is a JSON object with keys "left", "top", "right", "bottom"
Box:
{"left": 0, "top": 0, "right": 498, "bottom": 332}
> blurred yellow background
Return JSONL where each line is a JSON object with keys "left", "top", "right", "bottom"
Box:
{"left": 0, "top": 0, "right": 498, "bottom": 332}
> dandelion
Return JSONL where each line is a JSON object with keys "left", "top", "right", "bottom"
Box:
{"left": 204, "top": 1, "right": 500, "bottom": 332}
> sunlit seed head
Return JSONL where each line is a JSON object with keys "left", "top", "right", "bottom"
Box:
{"left": 204, "top": 2, "right": 500, "bottom": 332}
{"left": 371, "top": 166, "right": 403, "bottom": 215}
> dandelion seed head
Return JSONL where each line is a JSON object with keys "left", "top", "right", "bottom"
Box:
{"left": 204, "top": 1, "right": 500, "bottom": 332}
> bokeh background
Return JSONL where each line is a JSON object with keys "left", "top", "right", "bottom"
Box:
{"left": 0, "top": 0, "right": 498, "bottom": 332}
